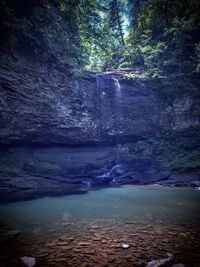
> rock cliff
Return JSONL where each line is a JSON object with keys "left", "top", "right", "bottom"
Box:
{"left": 0, "top": 55, "right": 161, "bottom": 145}
{"left": 0, "top": 51, "right": 200, "bottom": 203}
{"left": 1, "top": 54, "right": 199, "bottom": 145}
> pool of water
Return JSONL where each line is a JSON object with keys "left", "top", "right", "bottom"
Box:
{"left": 0, "top": 187, "right": 200, "bottom": 234}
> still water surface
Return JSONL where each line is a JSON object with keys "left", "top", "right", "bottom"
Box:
{"left": 0, "top": 187, "right": 200, "bottom": 234}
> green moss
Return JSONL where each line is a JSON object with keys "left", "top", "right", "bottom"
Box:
{"left": 169, "top": 151, "right": 200, "bottom": 172}
{"left": 0, "top": 157, "right": 22, "bottom": 176}
{"left": 125, "top": 73, "right": 142, "bottom": 79}
{"left": 0, "top": 157, "right": 64, "bottom": 176}
{"left": 36, "top": 162, "right": 61, "bottom": 173}
{"left": 93, "top": 158, "right": 107, "bottom": 168}
{"left": 125, "top": 153, "right": 139, "bottom": 161}
{"left": 24, "top": 161, "right": 62, "bottom": 174}
{"left": 126, "top": 129, "right": 200, "bottom": 173}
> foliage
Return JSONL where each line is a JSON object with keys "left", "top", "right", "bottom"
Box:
{"left": 169, "top": 151, "right": 200, "bottom": 172}
{"left": 24, "top": 161, "right": 62, "bottom": 174}
{"left": 125, "top": 73, "right": 141, "bottom": 79}
{"left": 1, "top": 0, "right": 200, "bottom": 78}
{"left": 0, "top": 157, "right": 23, "bottom": 176}
{"left": 196, "top": 42, "right": 200, "bottom": 72}
{"left": 94, "top": 158, "right": 108, "bottom": 168}
{"left": 127, "top": 129, "right": 200, "bottom": 172}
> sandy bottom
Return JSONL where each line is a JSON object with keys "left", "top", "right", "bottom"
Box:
{"left": 0, "top": 219, "right": 200, "bottom": 267}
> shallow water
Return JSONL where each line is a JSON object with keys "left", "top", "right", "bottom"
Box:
{"left": 0, "top": 187, "right": 200, "bottom": 266}
{"left": 0, "top": 187, "right": 200, "bottom": 234}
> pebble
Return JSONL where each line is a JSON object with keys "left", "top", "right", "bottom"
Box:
{"left": 108, "top": 258, "right": 115, "bottom": 262}
{"left": 93, "top": 238, "right": 101, "bottom": 241}
{"left": 2, "top": 220, "right": 200, "bottom": 267}
{"left": 57, "top": 241, "right": 69, "bottom": 246}
{"left": 121, "top": 243, "right": 130, "bottom": 249}
{"left": 84, "top": 250, "right": 95, "bottom": 255}
{"left": 1, "top": 230, "right": 20, "bottom": 238}
{"left": 67, "top": 237, "right": 75, "bottom": 241}
{"left": 20, "top": 256, "right": 35, "bottom": 267}
{"left": 77, "top": 242, "right": 91, "bottom": 246}
{"left": 90, "top": 225, "right": 99, "bottom": 229}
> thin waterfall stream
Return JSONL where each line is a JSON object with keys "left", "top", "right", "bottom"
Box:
{"left": 113, "top": 78, "right": 122, "bottom": 99}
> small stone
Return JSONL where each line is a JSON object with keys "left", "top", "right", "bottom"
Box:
{"left": 90, "top": 225, "right": 99, "bottom": 229}
{"left": 77, "top": 242, "right": 90, "bottom": 246}
{"left": 84, "top": 250, "right": 95, "bottom": 255}
{"left": 73, "top": 248, "right": 82, "bottom": 253}
{"left": 57, "top": 241, "right": 69, "bottom": 246}
{"left": 146, "top": 253, "right": 174, "bottom": 267}
{"left": 46, "top": 241, "right": 57, "bottom": 247}
{"left": 4, "top": 230, "right": 20, "bottom": 238}
{"left": 60, "top": 246, "right": 70, "bottom": 250}
{"left": 67, "top": 237, "right": 75, "bottom": 241}
{"left": 62, "top": 222, "right": 71, "bottom": 226}
{"left": 171, "top": 264, "right": 186, "bottom": 267}
{"left": 93, "top": 238, "right": 101, "bottom": 241}
{"left": 108, "top": 258, "right": 115, "bottom": 263}
{"left": 121, "top": 243, "right": 130, "bottom": 249}
{"left": 20, "top": 256, "right": 36, "bottom": 267}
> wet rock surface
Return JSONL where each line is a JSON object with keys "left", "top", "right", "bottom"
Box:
{"left": 0, "top": 53, "right": 200, "bottom": 202}
{"left": 0, "top": 144, "right": 199, "bottom": 203}
{"left": 0, "top": 55, "right": 162, "bottom": 146}
{"left": 0, "top": 219, "right": 200, "bottom": 267}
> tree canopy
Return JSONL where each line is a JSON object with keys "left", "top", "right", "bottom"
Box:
{"left": 1, "top": 0, "right": 200, "bottom": 79}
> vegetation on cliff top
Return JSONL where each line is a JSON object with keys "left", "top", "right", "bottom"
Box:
{"left": 1, "top": 0, "right": 200, "bottom": 79}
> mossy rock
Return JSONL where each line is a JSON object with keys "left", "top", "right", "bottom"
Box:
{"left": 0, "top": 157, "right": 22, "bottom": 176}
{"left": 169, "top": 151, "right": 200, "bottom": 172}
{"left": 93, "top": 158, "right": 108, "bottom": 168}
{"left": 24, "top": 161, "right": 62, "bottom": 174}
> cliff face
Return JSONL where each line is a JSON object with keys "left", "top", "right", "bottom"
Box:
{"left": 1, "top": 54, "right": 199, "bottom": 146}
{"left": 0, "top": 53, "right": 200, "bottom": 203}
{"left": 0, "top": 54, "right": 100, "bottom": 145}
{"left": 0, "top": 54, "right": 159, "bottom": 145}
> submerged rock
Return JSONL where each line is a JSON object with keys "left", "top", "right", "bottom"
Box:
{"left": 171, "top": 264, "right": 186, "bottom": 267}
{"left": 62, "top": 211, "right": 73, "bottom": 221}
{"left": 146, "top": 253, "right": 174, "bottom": 267}
{"left": 20, "top": 256, "right": 36, "bottom": 267}
{"left": 77, "top": 242, "right": 91, "bottom": 247}
{"left": 0, "top": 229, "right": 20, "bottom": 242}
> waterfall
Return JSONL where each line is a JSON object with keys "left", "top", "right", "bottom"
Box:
{"left": 96, "top": 73, "right": 107, "bottom": 96}
{"left": 113, "top": 78, "right": 122, "bottom": 97}
{"left": 96, "top": 74, "right": 123, "bottom": 165}
{"left": 96, "top": 73, "right": 100, "bottom": 91}
{"left": 113, "top": 77, "right": 123, "bottom": 141}
{"left": 97, "top": 164, "right": 123, "bottom": 179}
{"left": 96, "top": 74, "right": 121, "bottom": 97}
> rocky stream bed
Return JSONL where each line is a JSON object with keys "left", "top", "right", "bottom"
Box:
{"left": 0, "top": 219, "right": 200, "bottom": 267}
